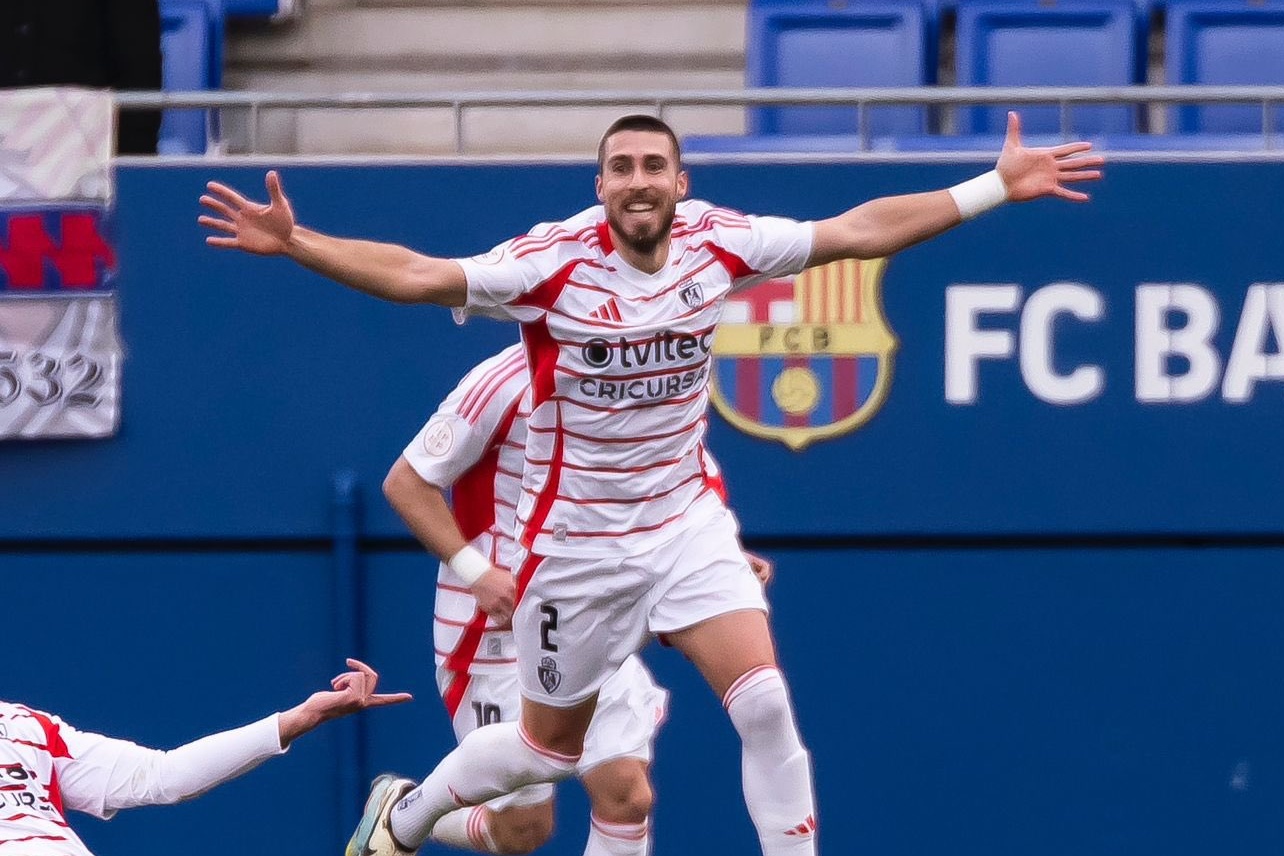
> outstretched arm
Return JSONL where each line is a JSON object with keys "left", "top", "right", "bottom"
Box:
{"left": 58, "top": 660, "right": 411, "bottom": 814}
{"left": 199, "top": 170, "right": 468, "bottom": 306}
{"left": 808, "top": 111, "right": 1104, "bottom": 265}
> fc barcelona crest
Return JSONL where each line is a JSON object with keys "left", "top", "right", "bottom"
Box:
{"left": 709, "top": 258, "right": 897, "bottom": 451}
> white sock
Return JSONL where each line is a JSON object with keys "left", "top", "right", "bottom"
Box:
{"left": 430, "top": 806, "right": 499, "bottom": 853}
{"left": 390, "top": 722, "right": 578, "bottom": 850}
{"left": 583, "top": 816, "right": 650, "bottom": 856}
{"left": 724, "top": 667, "right": 818, "bottom": 856}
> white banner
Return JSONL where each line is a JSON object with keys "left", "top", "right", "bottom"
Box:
{"left": 0, "top": 88, "right": 120, "bottom": 440}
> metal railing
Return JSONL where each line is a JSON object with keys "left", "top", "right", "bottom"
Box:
{"left": 114, "top": 86, "right": 1284, "bottom": 159}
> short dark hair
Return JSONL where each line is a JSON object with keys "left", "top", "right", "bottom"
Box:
{"left": 597, "top": 115, "right": 682, "bottom": 172}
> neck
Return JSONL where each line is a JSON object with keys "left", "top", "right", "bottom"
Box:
{"left": 609, "top": 225, "right": 670, "bottom": 275}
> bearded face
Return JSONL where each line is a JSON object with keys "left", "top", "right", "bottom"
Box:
{"left": 596, "top": 130, "right": 688, "bottom": 261}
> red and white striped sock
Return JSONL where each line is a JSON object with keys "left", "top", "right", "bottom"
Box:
{"left": 724, "top": 666, "right": 818, "bottom": 856}
{"left": 429, "top": 806, "right": 500, "bottom": 853}
{"left": 583, "top": 815, "right": 650, "bottom": 856}
{"left": 389, "top": 721, "right": 577, "bottom": 850}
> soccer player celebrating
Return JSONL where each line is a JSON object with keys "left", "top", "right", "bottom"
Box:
{"left": 384, "top": 343, "right": 772, "bottom": 855}
{"left": 1, "top": 660, "right": 409, "bottom": 856}
{"left": 199, "top": 111, "right": 1102, "bottom": 856}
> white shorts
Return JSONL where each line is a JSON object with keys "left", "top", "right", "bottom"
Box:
{"left": 437, "top": 655, "right": 668, "bottom": 794}
{"left": 512, "top": 496, "right": 767, "bottom": 707}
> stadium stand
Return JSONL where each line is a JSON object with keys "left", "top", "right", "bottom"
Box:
{"left": 1166, "top": 0, "right": 1284, "bottom": 134}
{"left": 954, "top": 0, "right": 1144, "bottom": 135}
{"left": 159, "top": 0, "right": 225, "bottom": 154}
{"left": 686, "top": 0, "right": 932, "bottom": 153}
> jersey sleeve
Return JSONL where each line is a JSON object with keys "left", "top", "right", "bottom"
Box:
{"left": 54, "top": 714, "right": 285, "bottom": 819}
{"left": 454, "top": 223, "right": 578, "bottom": 323}
{"left": 720, "top": 214, "right": 815, "bottom": 292}
{"left": 402, "top": 346, "right": 527, "bottom": 489}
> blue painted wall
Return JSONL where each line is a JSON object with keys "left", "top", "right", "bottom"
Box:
{"left": 3, "top": 161, "right": 1282, "bottom": 856}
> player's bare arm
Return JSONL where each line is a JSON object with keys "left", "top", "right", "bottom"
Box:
{"left": 278, "top": 658, "right": 413, "bottom": 746}
{"left": 808, "top": 111, "right": 1105, "bottom": 266}
{"left": 384, "top": 456, "right": 516, "bottom": 623}
{"left": 199, "top": 170, "right": 468, "bottom": 306}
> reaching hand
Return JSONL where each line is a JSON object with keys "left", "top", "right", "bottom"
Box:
{"left": 995, "top": 111, "right": 1105, "bottom": 204}
{"left": 199, "top": 170, "right": 296, "bottom": 255}
{"left": 472, "top": 567, "right": 517, "bottom": 627}
{"left": 312, "top": 658, "right": 413, "bottom": 721}
{"left": 745, "top": 550, "right": 774, "bottom": 586}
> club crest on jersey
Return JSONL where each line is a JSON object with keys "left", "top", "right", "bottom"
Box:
{"left": 538, "top": 656, "right": 562, "bottom": 694}
{"left": 709, "top": 258, "right": 897, "bottom": 451}
{"left": 678, "top": 282, "right": 704, "bottom": 309}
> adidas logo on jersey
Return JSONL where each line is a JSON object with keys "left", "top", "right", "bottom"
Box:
{"left": 589, "top": 299, "right": 622, "bottom": 322}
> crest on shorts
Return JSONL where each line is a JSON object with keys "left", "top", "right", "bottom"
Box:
{"left": 538, "top": 656, "right": 562, "bottom": 694}
{"left": 709, "top": 258, "right": 897, "bottom": 451}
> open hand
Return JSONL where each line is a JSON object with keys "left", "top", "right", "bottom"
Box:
{"left": 199, "top": 170, "right": 296, "bottom": 255}
{"left": 996, "top": 111, "right": 1105, "bottom": 203}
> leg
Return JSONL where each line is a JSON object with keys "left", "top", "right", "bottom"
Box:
{"left": 581, "top": 759, "right": 654, "bottom": 856}
{"left": 645, "top": 505, "right": 816, "bottom": 856}
{"left": 428, "top": 667, "right": 559, "bottom": 854}
{"left": 667, "top": 610, "right": 817, "bottom": 856}
{"left": 576, "top": 653, "right": 669, "bottom": 856}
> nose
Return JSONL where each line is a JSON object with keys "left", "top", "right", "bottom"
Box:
{"left": 627, "top": 165, "right": 648, "bottom": 189}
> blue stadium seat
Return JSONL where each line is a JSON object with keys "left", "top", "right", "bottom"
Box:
{"left": 224, "top": 0, "right": 293, "bottom": 18}
{"left": 747, "top": 0, "right": 934, "bottom": 138}
{"left": 1166, "top": 0, "right": 1284, "bottom": 133}
{"left": 955, "top": 0, "right": 1144, "bottom": 135}
{"left": 158, "top": 0, "right": 224, "bottom": 154}
{"left": 888, "top": 132, "right": 1073, "bottom": 151}
{"left": 1095, "top": 132, "right": 1275, "bottom": 149}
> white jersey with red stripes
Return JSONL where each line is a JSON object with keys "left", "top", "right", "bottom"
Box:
{"left": 456, "top": 199, "right": 812, "bottom": 558}
{"left": 402, "top": 343, "right": 529, "bottom": 676}
{"left": 1, "top": 702, "right": 137, "bottom": 856}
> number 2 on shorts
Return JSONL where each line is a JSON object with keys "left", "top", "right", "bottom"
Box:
{"left": 539, "top": 604, "right": 559, "bottom": 652}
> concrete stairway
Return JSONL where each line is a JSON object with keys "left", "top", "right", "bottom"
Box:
{"left": 224, "top": 0, "right": 749, "bottom": 155}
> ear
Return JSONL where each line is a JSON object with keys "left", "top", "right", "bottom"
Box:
{"left": 676, "top": 169, "right": 689, "bottom": 201}
{"left": 595, "top": 173, "right": 604, "bottom": 203}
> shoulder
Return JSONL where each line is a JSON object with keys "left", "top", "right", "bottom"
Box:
{"left": 506, "top": 205, "right": 606, "bottom": 260}
{"left": 451, "top": 344, "right": 527, "bottom": 427}
{"left": 672, "top": 199, "right": 751, "bottom": 240}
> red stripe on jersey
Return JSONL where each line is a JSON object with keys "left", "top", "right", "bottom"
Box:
{"left": 526, "top": 415, "right": 703, "bottom": 445}
{"left": 525, "top": 455, "right": 686, "bottom": 475}
{"left": 28, "top": 709, "right": 68, "bottom": 817}
{"left": 520, "top": 404, "right": 566, "bottom": 550}
{"left": 700, "top": 242, "right": 757, "bottom": 281}
{"left": 441, "top": 669, "right": 474, "bottom": 720}
{"left": 459, "top": 353, "right": 524, "bottom": 423}
{"left": 595, "top": 220, "right": 614, "bottom": 256}
{"left": 698, "top": 443, "right": 728, "bottom": 501}
{"left": 0, "top": 834, "right": 69, "bottom": 846}
{"left": 514, "top": 552, "right": 545, "bottom": 604}
{"left": 464, "top": 361, "right": 524, "bottom": 426}
{"left": 523, "top": 318, "right": 561, "bottom": 409}
{"left": 555, "top": 386, "right": 706, "bottom": 414}
{"left": 525, "top": 503, "right": 702, "bottom": 539}
{"left": 514, "top": 259, "right": 593, "bottom": 312}
{"left": 553, "top": 472, "right": 705, "bottom": 505}
{"left": 510, "top": 228, "right": 576, "bottom": 259}
{"left": 452, "top": 400, "right": 521, "bottom": 541}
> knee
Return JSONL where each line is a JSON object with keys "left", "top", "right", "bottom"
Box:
{"left": 489, "top": 804, "right": 554, "bottom": 855}
{"left": 588, "top": 771, "right": 653, "bottom": 825}
{"left": 725, "top": 669, "right": 799, "bottom": 737}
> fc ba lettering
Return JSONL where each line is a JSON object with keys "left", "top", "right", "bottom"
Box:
{"left": 945, "top": 282, "right": 1284, "bottom": 405}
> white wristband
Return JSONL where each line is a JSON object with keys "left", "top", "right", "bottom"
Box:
{"left": 448, "top": 545, "right": 492, "bottom": 586}
{"left": 948, "top": 170, "right": 1008, "bottom": 220}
